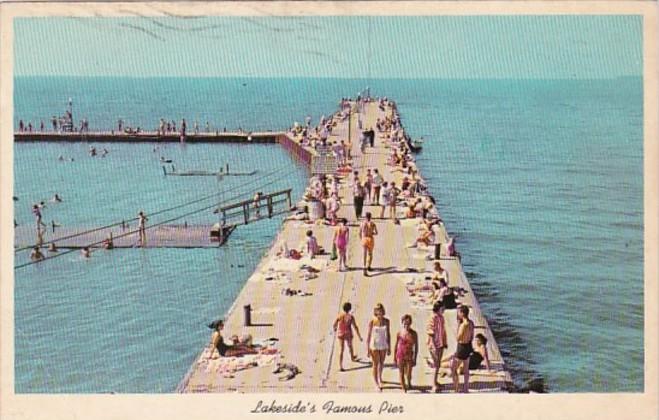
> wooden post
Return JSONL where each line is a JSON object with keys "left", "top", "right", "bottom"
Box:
{"left": 286, "top": 190, "right": 292, "bottom": 209}
{"left": 243, "top": 203, "right": 249, "bottom": 225}
{"left": 267, "top": 196, "right": 273, "bottom": 218}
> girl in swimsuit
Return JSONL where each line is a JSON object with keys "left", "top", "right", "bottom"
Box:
{"left": 333, "top": 218, "right": 350, "bottom": 271}
{"left": 394, "top": 314, "right": 418, "bottom": 392}
{"left": 366, "top": 303, "right": 390, "bottom": 391}
{"left": 209, "top": 320, "right": 258, "bottom": 359}
{"left": 332, "top": 302, "right": 363, "bottom": 371}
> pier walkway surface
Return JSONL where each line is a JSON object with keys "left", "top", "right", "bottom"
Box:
{"left": 177, "top": 100, "right": 512, "bottom": 393}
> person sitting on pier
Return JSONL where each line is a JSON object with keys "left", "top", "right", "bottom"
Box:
{"left": 305, "top": 230, "right": 320, "bottom": 259}
{"left": 326, "top": 193, "right": 340, "bottom": 225}
{"left": 30, "top": 246, "right": 44, "bottom": 261}
{"left": 208, "top": 320, "right": 258, "bottom": 359}
{"left": 409, "top": 219, "right": 438, "bottom": 248}
{"left": 440, "top": 333, "right": 492, "bottom": 374}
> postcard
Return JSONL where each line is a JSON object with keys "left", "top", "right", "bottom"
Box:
{"left": 1, "top": 2, "right": 657, "bottom": 420}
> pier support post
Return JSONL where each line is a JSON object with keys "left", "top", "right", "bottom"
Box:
{"left": 243, "top": 304, "right": 252, "bottom": 327}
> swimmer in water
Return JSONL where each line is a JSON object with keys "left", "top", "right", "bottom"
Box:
{"left": 52, "top": 194, "right": 62, "bottom": 203}
{"left": 30, "top": 246, "right": 45, "bottom": 261}
{"left": 81, "top": 247, "right": 91, "bottom": 258}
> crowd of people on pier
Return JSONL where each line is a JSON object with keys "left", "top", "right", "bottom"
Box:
{"left": 202, "top": 96, "right": 484, "bottom": 393}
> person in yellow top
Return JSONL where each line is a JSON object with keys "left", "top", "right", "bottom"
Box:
{"left": 451, "top": 305, "right": 475, "bottom": 393}
{"left": 359, "top": 212, "right": 378, "bottom": 276}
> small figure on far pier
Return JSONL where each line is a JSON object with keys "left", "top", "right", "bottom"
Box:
{"left": 205, "top": 121, "right": 210, "bottom": 132}
{"left": 253, "top": 192, "right": 262, "bottom": 218}
{"left": 40, "top": 120, "right": 44, "bottom": 132}
{"left": 30, "top": 246, "right": 45, "bottom": 262}
{"left": 51, "top": 116, "right": 58, "bottom": 131}
{"left": 118, "top": 119, "right": 123, "bottom": 133}
{"left": 18, "top": 120, "right": 24, "bottom": 132}
{"left": 138, "top": 211, "right": 148, "bottom": 247}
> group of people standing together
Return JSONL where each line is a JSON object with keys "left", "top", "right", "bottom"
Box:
{"left": 333, "top": 290, "right": 491, "bottom": 393}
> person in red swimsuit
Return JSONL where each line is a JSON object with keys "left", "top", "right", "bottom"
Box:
{"left": 394, "top": 314, "right": 419, "bottom": 392}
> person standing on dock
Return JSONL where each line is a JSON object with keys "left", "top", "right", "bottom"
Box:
{"left": 118, "top": 119, "right": 123, "bottom": 133}
{"left": 359, "top": 212, "right": 378, "bottom": 275}
{"left": 40, "top": 120, "right": 44, "bottom": 132}
{"left": 138, "top": 211, "right": 148, "bottom": 247}
{"left": 180, "top": 119, "right": 187, "bottom": 142}
{"left": 51, "top": 116, "right": 58, "bottom": 131}
{"left": 451, "top": 305, "right": 475, "bottom": 393}
{"left": 253, "top": 192, "right": 263, "bottom": 218}
{"left": 427, "top": 301, "right": 448, "bottom": 393}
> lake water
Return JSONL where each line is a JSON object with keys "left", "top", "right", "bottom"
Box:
{"left": 13, "top": 77, "right": 643, "bottom": 392}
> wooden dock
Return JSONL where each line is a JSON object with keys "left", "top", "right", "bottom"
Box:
{"left": 176, "top": 100, "right": 512, "bottom": 393}
{"left": 14, "top": 131, "right": 284, "bottom": 143}
{"left": 15, "top": 224, "right": 228, "bottom": 249}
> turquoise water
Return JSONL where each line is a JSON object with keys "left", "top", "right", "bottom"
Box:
{"left": 14, "top": 77, "right": 643, "bottom": 392}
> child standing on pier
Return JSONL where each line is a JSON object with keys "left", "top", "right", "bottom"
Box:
{"left": 333, "top": 218, "right": 349, "bottom": 271}
{"left": 394, "top": 314, "right": 419, "bottom": 393}
{"left": 333, "top": 302, "right": 363, "bottom": 371}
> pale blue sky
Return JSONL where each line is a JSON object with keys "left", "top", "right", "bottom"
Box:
{"left": 14, "top": 16, "right": 642, "bottom": 78}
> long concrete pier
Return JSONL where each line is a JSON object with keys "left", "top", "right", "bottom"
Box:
{"left": 176, "top": 100, "right": 512, "bottom": 393}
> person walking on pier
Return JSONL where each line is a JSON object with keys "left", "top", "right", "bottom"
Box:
{"left": 451, "top": 305, "right": 475, "bottom": 393}
{"left": 427, "top": 301, "right": 448, "bottom": 393}
{"left": 364, "top": 169, "right": 373, "bottom": 204}
{"left": 366, "top": 303, "right": 391, "bottom": 392}
{"left": 353, "top": 181, "right": 366, "bottom": 220}
{"left": 333, "top": 218, "right": 350, "bottom": 271}
{"left": 333, "top": 302, "right": 363, "bottom": 371}
{"left": 372, "top": 169, "right": 384, "bottom": 206}
{"left": 138, "top": 211, "right": 148, "bottom": 247}
{"left": 359, "top": 212, "right": 378, "bottom": 275}
{"left": 394, "top": 314, "right": 419, "bottom": 393}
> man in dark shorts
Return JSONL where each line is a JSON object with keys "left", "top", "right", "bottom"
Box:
{"left": 451, "top": 305, "right": 474, "bottom": 393}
